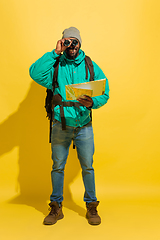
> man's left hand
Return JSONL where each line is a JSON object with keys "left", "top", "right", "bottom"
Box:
{"left": 77, "top": 95, "right": 93, "bottom": 108}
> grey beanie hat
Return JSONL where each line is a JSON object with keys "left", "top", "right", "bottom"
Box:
{"left": 62, "top": 27, "right": 82, "bottom": 45}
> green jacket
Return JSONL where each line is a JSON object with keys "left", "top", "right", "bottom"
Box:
{"left": 29, "top": 49, "right": 109, "bottom": 127}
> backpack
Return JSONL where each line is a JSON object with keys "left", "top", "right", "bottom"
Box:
{"left": 45, "top": 55, "right": 94, "bottom": 143}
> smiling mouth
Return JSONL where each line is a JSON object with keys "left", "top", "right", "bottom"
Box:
{"left": 69, "top": 50, "right": 75, "bottom": 53}
{"left": 68, "top": 48, "right": 77, "bottom": 54}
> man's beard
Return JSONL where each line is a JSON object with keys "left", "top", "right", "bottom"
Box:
{"left": 65, "top": 47, "right": 80, "bottom": 59}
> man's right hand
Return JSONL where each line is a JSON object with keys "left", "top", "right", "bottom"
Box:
{"left": 55, "top": 39, "right": 71, "bottom": 55}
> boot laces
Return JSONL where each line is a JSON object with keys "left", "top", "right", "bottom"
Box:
{"left": 48, "top": 205, "right": 58, "bottom": 216}
{"left": 89, "top": 206, "right": 98, "bottom": 215}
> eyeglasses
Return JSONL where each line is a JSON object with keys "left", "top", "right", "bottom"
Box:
{"left": 64, "top": 39, "right": 78, "bottom": 47}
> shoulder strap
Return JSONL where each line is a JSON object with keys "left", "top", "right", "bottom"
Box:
{"left": 84, "top": 56, "right": 94, "bottom": 124}
{"left": 85, "top": 55, "right": 94, "bottom": 81}
{"left": 45, "top": 56, "right": 60, "bottom": 143}
{"left": 52, "top": 56, "right": 61, "bottom": 91}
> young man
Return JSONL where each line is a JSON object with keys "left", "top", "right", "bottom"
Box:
{"left": 29, "top": 27, "right": 109, "bottom": 225}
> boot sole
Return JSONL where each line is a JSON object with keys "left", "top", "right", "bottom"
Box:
{"left": 88, "top": 220, "right": 101, "bottom": 225}
{"left": 86, "top": 214, "right": 101, "bottom": 225}
{"left": 43, "top": 213, "right": 64, "bottom": 225}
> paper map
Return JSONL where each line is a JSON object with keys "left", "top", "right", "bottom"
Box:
{"left": 65, "top": 79, "right": 106, "bottom": 100}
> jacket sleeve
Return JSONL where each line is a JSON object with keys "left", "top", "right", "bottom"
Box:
{"left": 91, "top": 61, "right": 110, "bottom": 109}
{"left": 29, "top": 50, "right": 59, "bottom": 90}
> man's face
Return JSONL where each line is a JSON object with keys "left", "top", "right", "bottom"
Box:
{"left": 64, "top": 38, "right": 80, "bottom": 59}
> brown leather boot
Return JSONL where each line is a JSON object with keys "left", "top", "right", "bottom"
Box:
{"left": 43, "top": 201, "right": 64, "bottom": 225}
{"left": 86, "top": 201, "right": 101, "bottom": 225}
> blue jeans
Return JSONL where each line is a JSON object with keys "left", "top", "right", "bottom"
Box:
{"left": 50, "top": 120, "right": 97, "bottom": 204}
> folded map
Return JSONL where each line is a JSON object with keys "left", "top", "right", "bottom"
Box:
{"left": 65, "top": 79, "right": 106, "bottom": 100}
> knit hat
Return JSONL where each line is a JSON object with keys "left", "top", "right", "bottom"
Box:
{"left": 62, "top": 27, "right": 82, "bottom": 45}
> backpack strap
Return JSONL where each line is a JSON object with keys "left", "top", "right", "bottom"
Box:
{"left": 52, "top": 56, "right": 60, "bottom": 91}
{"left": 47, "top": 56, "right": 60, "bottom": 143}
{"left": 52, "top": 97, "right": 84, "bottom": 130}
{"left": 84, "top": 55, "right": 94, "bottom": 122}
{"left": 85, "top": 55, "right": 94, "bottom": 81}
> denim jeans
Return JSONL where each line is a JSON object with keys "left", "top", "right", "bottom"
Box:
{"left": 50, "top": 120, "right": 97, "bottom": 204}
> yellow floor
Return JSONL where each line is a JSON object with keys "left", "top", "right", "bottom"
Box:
{"left": 1, "top": 191, "right": 160, "bottom": 240}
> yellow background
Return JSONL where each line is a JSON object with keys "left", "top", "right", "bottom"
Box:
{"left": 0, "top": 0, "right": 160, "bottom": 239}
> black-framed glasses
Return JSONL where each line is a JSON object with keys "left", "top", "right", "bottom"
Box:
{"left": 64, "top": 39, "right": 78, "bottom": 47}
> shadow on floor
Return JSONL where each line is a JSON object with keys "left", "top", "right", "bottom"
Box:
{"left": 0, "top": 82, "right": 85, "bottom": 217}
